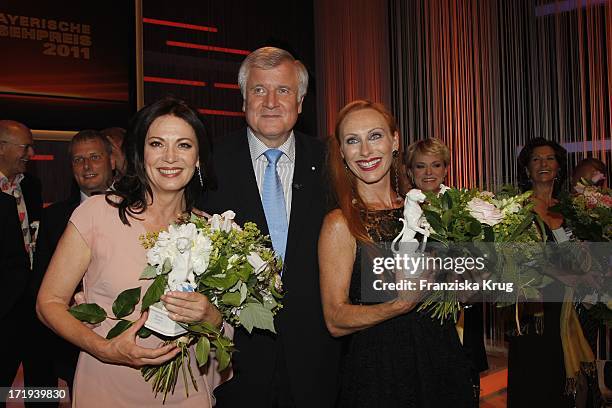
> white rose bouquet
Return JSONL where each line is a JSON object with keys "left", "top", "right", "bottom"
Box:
{"left": 411, "top": 186, "right": 541, "bottom": 321}
{"left": 69, "top": 211, "right": 283, "bottom": 402}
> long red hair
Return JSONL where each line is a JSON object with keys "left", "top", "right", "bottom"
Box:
{"left": 327, "top": 100, "right": 407, "bottom": 243}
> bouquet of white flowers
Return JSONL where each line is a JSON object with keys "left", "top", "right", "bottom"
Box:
{"left": 69, "top": 211, "right": 283, "bottom": 402}
{"left": 396, "top": 185, "right": 542, "bottom": 322}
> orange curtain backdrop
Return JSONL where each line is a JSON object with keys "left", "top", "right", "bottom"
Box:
{"left": 314, "top": 0, "right": 391, "bottom": 141}
{"left": 389, "top": 0, "right": 612, "bottom": 189}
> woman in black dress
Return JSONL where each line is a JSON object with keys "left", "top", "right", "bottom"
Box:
{"left": 405, "top": 138, "right": 488, "bottom": 406}
{"left": 318, "top": 100, "right": 473, "bottom": 407}
{"left": 507, "top": 137, "right": 575, "bottom": 408}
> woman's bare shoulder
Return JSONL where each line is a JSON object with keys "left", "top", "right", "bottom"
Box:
{"left": 321, "top": 209, "right": 355, "bottom": 243}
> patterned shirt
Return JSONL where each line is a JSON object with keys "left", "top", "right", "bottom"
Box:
{"left": 0, "top": 171, "right": 32, "bottom": 266}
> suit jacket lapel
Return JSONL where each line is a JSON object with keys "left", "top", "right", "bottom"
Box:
{"left": 233, "top": 130, "right": 268, "bottom": 235}
{"left": 285, "top": 133, "right": 316, "bottom": 266}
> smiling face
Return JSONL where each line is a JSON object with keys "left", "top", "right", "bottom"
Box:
{"left": 0, "top": 123, "right": 34, "bottom": 180}
{"left": 71, "top": 138, "right": 115, "bottom": 196}
{"left": 527, "top": 145, "right": 559, "bottom": 186}
{"left": 144, "top": 115, "right": 199, "bottom": 198}
{"left": 339, "top": 108, "right": 399, "bottom": 188}
{"left": 410, "top": 152, "right": 448, "bottom": 193}
{"left": 243, "top": 60, "right": 303, "bottom": 147}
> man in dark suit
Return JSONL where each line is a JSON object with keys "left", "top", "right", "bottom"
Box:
{"left": 0, "top": 192, "right": 30, "bottom": 398}
{"left": 30, "top": 130, "right": 116, "bottom": 398}
{"left": 0, "top": 120, "right": 42, "bottom": 263}
{"left": 0, "top": 120, "right": 42, "bottom": 396}
{"left": 201, "top": 47, "right": 340, "bottom": 407}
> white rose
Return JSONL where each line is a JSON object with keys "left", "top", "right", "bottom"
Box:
{"left": 247, "top": 252, "right": 268, "bottom": 275}
{"left": 228, "top": 254, "right": 240, "bottom": 266}
{"left": 210, "top": 211, "right": 239, "bottom": 232}
{"left": 209, "top": 214, "right": 222, "bottom": 231}
{"left": 492, "top": 198, "right": 521, "bottom": 215}
{"left": 146, "top": 245, "right": 162, "bottom": 267}
{"left": 438, "top": 184, "right": 450, "bottom": 195}
{"left": 192, "top": 233, "right": 213, "bottom": 275}
{"left": 467, "top": 197, "right": 504, "bottom": 226}
{"left": 149, "top": 230, "right": 178, "bottom": 271}
{"left": 169, "top": 223, "right": 198, "bottom": 242}
{"left": 503, "top": 201, "right": 521, "bottom": 215}
{"left": 220, "top": 210, "right": 236, "bottom": 232}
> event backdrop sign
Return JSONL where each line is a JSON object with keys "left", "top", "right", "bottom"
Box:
{"left": 0, "top": 0, "right": 138, "bottom": 131}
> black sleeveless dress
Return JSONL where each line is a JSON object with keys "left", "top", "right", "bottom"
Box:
{"left": 507, "top": 223, "right": 574, "bottom": 408}
{"left": 337, "top": 208, "right": 474, "bottom": 408}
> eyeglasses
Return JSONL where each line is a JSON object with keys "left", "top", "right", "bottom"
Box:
{"left": 0, "top": 140, "right": 35, "bottom": 150}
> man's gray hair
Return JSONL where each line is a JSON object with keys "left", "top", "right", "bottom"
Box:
{"left": 68, "top": 129, "right": 113, "bottom": 157}
{"left": 238, "top": 46, "right": 308, "bottom": 102}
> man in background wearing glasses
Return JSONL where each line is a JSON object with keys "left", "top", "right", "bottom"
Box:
{"left": 27, "top": 129, "right": 116, "bottom": 404}
{"left": 0, "top": 120, "right": 43, "bottom": 401}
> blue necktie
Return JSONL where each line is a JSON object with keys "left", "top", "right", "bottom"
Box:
{"left": 262, "top": 149, "right": 288, "bottom": 260}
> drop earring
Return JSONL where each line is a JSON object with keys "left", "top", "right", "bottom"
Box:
{"left": 196, "top": 166, "right": 204, "bottom": 187}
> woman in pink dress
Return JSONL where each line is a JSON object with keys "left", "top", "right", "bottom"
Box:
{"left": 37, "top": 97, "right": 225, "bottom": 407}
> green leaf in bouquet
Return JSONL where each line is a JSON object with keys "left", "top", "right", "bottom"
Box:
{"left": 441, "top": 210, "right": 453, "bottom": 228}
{"left": 468, "top": 220, "right": 482, "bottom": 236}
{"left": 162, "top": 258, "right": 172, "bottom": 274}
{"left": 137, "top": 326, "right": 153, "bottom": 338}
{"left": 189, "top": 321, "right": 222, "bottom": 336}
{"left": 106, "top": 319, "right": 133, "bottom": 339}
{"left": 112, "top": 287, "right": 141, "bottom": 319}
{"left": 540, "top": 274, "right": 555, "bottom": 287}
{"left": 141, "top": 274, "right": 167, "bottom": 311}
{"left": 474, "top": 241, "right": 497, "bottom": 265}
{"left": 210, "top": 256, "right": 229, "bottom": 275}
{"left": 140, "top": 265, "right": 158, "bottom": 279}
{"left": 236, "top": 263, "right": 253, "bottom": 281}
{"left": 495, "top": 301, "right": 516, "bottom": 308}
{"left": 507, "top": 212, "right": 535, "bottom": 242}
{"left": 263, "top": 294, "right": 278, "bottom": 311}
{"left": 215, "top": 335, "right": 233, "bottom": 348}
{"left": 195, "top": 336, "right": 210, "bottom": 367}
{"left": 239, "top": 303, "right": 276, "bottom": 334}
{"left": 423, "top": 210, "right": 444, "bottom": 235}
{"left": 69, "top": 303, "right": 107, "bottom": 324}
{"left": 441, "top": 191, "right": 453, "bottom": 210}
{"left": 429, "top": 233, "right": 449, "bottom": 246}
{"left": 202, "top": 273, "right": 239, "bottom": 290}
{"left": 239, "top": 282, "right": 248, "bottom": 304}
{"left": 221, "top": 291, "right": 243, "bottom": 307}
{"left": 521, "top": 286, "right": 540, "bottom": 301}
{"left": 483, "top": 225, "right": 495, "bottom": 242}
{"left": 213, "top": 340, "right": 231, "bottom": 372}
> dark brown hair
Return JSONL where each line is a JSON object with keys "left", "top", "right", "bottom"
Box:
{"left": 517, "top": 137, "right": 567, "bottom": 194}
{"left": 107, "top": 96, "right": 214, "bottom": 225}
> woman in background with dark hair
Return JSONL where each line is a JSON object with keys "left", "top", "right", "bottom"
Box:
{"left": 37, "top": 97, "right": 224, "bottom": 407}
{"left": 516, "top": 137, "right": 568, "bottom": 232}
{"left": 319, "top": 100, "right": 473, "bottom": 407}
{"left": 508, "top": 137, "right": 582, "bottom": 408}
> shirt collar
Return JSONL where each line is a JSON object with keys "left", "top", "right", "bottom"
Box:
{"left": 247, "top": 128, "right": 296, "bottom": 163}
{"left": 0, "top": 170, "right": 24, "bottom": 190}
{"left": 80, "top": 191, "right": 89, "bottom": 203}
